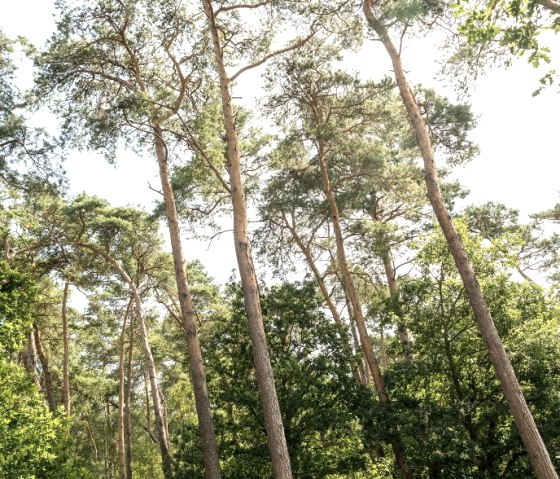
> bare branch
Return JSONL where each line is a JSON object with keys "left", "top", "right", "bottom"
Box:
{"left": 147, "top": 182, "right": 164, "bottom": 196}
{"left": 215, "top": 0, "right": 273, "bottom": 16}
{"left": 229, "top": 30, "right": 317, "bottom": 83}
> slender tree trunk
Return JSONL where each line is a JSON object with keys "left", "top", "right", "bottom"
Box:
{"left": 344, "top": 298, "right": 368, "bottom": 383}
{"left": 363, "top": 4, "right": 558, "bottom": 478}
{"left": 104, "top": 397, "right": 111, "bottom": 479}
{"left": 134, "top": 290, "right": 172, "bottom": 478}
{"left": 382, "top": 254, "right": 411, "bottom": 355}
{"left": 32, "top": 322, "right": 56, "bottom": 413}
{"left": 118, "top": 298, "right": 133, "bottom": 479}
{"left": 159, "top": 387, "right": 170, "bottom": 445}
{"left": 279, "top": 215, "right": 389, "bottom": 459}
{"left": 316, "top": 142, "right": 413, "bottom": 479}
{"left": 152, "top": 125, "right": 222, "bottom": 479}
{"left": 22, "top": 331, "right": 42, "bottom": 389}
{"left": 515, "top": 265, "right": 539, "bottom": 287}
{"left": 379, "top": 324, "right": 387, "bottom": 368}
{"left": 106, "top": 20, "right": 220, "bottom": 477}
{"left": 62, "top": 278, "right": 71, "bottom": 416}
{"left": 281, "top": 213, "right": 363, "bottom": 382}
{"left": 201, "top": 3, "right": 293, "bottom": 478}
{"left": 281, "top": 215, "right": 389, "bottom": 460}
{"left": 130, "top": 286, "right": 171, "bottom": 476}
{"left": 78, "top": 245, "right": 173, "bottom": 478}
{"left": 124, "top": 313, "right": 134, "bottom": 479}
{"left": 144, "top": 370, "right": 151, "bottom": 435}
{"left": 86, "top": 421, "right": 99, "bottom": 463}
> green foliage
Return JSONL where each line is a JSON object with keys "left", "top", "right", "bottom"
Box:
{"left": 173, "top": 282, "right": 373, "bottom": 479}
{"left": 385, "top": 223, "right": 560, "bottom": 477}
{"left": 0, "top": 260, "right": 35, "bottom": 355}
{"left": 3, "top": 2, "right": 559, "bottom": 477}
{"left": 0, "top": 32, "right": 60, "bottom": 192}
{"left": 0, "top": 261, "right": 69, "bottom": 479}
{"left": 452, "top": 0, "right": 559, "bottom": 93}
{"left": 0, "top": 360, "right": 61, "bottom": 479}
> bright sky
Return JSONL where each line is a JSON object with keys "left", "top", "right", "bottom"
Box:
{"left": 2, "top": 1, "right": 560, "bottom": 284}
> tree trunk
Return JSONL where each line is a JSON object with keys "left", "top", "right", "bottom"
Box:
{"left": 62, "top": 278, "right": 71, "bottom": 416}
{"left": 125, "top": 311, "right": 134, "bottom": 479}
{"left": 118, "top": 298, "right": 133, "bottom": 479}
{"left": 200, "top": 3, "right": 293, "bottom": 478}
{"left": 132, "top": 283, "right": 172, "bottom": 478}
{"left": 281, "top": 213, "right": 363, "bottom": 383}
{"left": 382, "top": 254, "right": 411, "bottom": 356}
{"left": 316, "top": 141, "right": 413, "bottom": 479}
{"left": 144, "top": 370, "right": 151, "bottom": 435}
{"left": 22, "top": 331, "right": 41, "bottom": 389}
{"left": 362, "top": 4, "right": 558, "bottom": 478}
{"left": 346, "top": 300, "right": 368, "bottom": 384}
{"left": 153, "top": 125, "right": 222, "bottom": 479}
{"left": 79, "top": 244, "right": 173, "bottom": 478}
{"left": 32, "top": 322, "right": 57, "bottom": 413}
{"left": 104, "top": 397, "right": 114, "bottom": 479}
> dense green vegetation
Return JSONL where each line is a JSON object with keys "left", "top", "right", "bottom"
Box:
{"left": 1, "top": 0, "right": 559, "bottom": 478}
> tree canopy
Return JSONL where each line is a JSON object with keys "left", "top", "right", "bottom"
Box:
{"left": 1, "top": 1, "right": 559, "bottom": 478}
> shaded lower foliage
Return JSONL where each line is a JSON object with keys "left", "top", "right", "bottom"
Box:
{"left": 173, "top": 282, "right": 374, "bottom": 479}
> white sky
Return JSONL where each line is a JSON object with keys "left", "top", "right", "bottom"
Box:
{"left": 2, "top": 1, "right": 560, "bottom": 285}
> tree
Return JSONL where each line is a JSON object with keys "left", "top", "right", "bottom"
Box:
{"left": 198, "top": 1, "right": 324, "bottom": 475}
{"left": 390, "top": 221, "right": 560, "bottom": 477}
{"left": 0, "top": 260, "right": 61, "bottom": 478}
{"left": 0, "top": 32, "right": 60, "bottom": 193}
{"left": 452, "top": 0, "right": 560, "bottom": 93}
{"left": 36, "top": 2, "right": 222, "bottom": 475}
{"left": 361, "top": 2, "right": 558, "bottom": 475}
{"left": 175, "top": 281, "right": 378, "bottom": 479}
{"left": 60, "top": 195, "right": 175, "bottom": 476}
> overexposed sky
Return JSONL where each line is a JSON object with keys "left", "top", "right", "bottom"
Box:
{"left": 2, "top": 1, "right": 559, "bottom": 284}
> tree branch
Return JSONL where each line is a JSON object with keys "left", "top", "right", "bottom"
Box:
{"left": 537, "top": 0, "right": 560, "bottom": 12}
{"left": 215, "top": 0, "right": 272, "bottom": 15}
{"left": 229, "top": 30, "right": 317, "bottom": 82}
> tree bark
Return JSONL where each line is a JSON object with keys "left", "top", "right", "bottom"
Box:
{"left": 153, "top": 125, "right": 222, "bottom": 479}
{"left": 62, "top": 278, "right": 71, "bottom": 416}
{"left": 100, "top": 16, "right": 221, "bottom": 477}
{"left": 125, "top": 311, "right": 134, "bottom": 479}
{"left": 32, "top": 322, "right": 57, "bottom": 413}
{"left": 129, "top": 280, "right": 172, "bottom": 478}
{"left": 362, "top": 4, "right": 558, "bottom": 478}
{"left": 200, "top": 2, "right": 293, "bottom": 478}
{"left": 118, "top": 298, "right": 133, "bottom": 479}
{"left": 104, "top": 397, "right": 114, "bottom": 479}
{"left": 22, "top": 331, "right": 42, "bottom": 389}
{"left": 316, "top": 141, "right": 413, "bottom": 479}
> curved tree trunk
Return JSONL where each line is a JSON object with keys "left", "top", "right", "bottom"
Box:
{"left": 153, "top": 125, "right": 222, "bottom": 479}
{"left": 125, "top": 278, "right": 172, "bottom": 478}
{"left": 316, "top": 141, "right": 413, "bottom": 479}
{"left": 200, "top": 2, "right": 293, "bottom": 477}
{"left": 362, "top": 4, "right": 558, "bottom": 478}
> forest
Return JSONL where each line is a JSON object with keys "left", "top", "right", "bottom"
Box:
{"left": 1, "top": 0, "right": 559, "bottom": 478}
